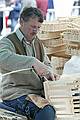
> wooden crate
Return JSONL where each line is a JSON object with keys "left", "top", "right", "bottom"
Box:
{"left": 40, "top": 21, "right": 77, "bottom": 32}
{"left": 37, "top": 31, "right": 61, "bottom": 39}
{"left": 45, "top": 44, "right": 71, "bottom": 58}
{"left": 66, "top": 41, "right": 80, "bottom": 56}
{"left": 56, "top": 16, "right": 80, "bottom": 29}
{"left": 37, "top": 30, "right": 64, "bottom": 47}
{"left": 44, "top": 78, "right": 80, "bottom": 115}
{"left": 54, "top": 66, "right": 64, "bottom": 75}
{"left": 40, "top": 37, "right": 64, "bottom": 48}
{"left": 49, "top": 96, "right": 80, "bottom": 114}
{"left": 45, "top": 41, "right": 80, "bottom": 58}
{"left": 70, "top": 16, "right": 80, "bottom": 28}
{"left": 63, "top": 29, "right": 80, "bottom": 42}
{"left": 57, "top": 114, "right": 80, "bottom": 120}
{"left": 51, "top": 57, "right": 69, "bottom": 69}
{"left": 51, "top": 57, "right": 69, "bottom": 75}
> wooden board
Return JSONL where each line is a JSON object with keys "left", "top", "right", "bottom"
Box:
{"left": 44, "top": 79, "right": 80, "bottom": 115}
{"left": 57, "top": 114, "right": 80, "bottom": 120}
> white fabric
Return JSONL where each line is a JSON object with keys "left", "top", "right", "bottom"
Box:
{"left": 63, "top": 55, "right": 80, "bottom": 74}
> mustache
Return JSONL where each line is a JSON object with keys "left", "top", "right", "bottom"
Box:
{"left": 32, "top": 31, "right": 37, "bottom": 35}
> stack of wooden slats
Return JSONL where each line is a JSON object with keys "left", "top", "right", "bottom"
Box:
{"left": 37, "top": 17, "right": 80, "bottom": 74}
{"left": 44, "top": 73, "right": 80, "bottom": 120}
{"left": 38, "top": 16, "right": 80, "bottom": 120}
{"left": 62, "top": 29, "right": 80, "bottom": 56}
{"left": 38, "top": 20, "right": 80, "bottom": 58}
{"left": 51, "top": 57, "right": 68, "bottom": 75}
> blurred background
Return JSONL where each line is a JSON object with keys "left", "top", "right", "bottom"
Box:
{"left": 0, "top": 0, "right": 80, "bottom": 36}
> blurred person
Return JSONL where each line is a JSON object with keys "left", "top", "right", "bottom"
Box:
{"left": 14, "top": 0, "right": 37, "bottom": 30}
{"left": 9, "top": 0, "right": 21, "bottom": 31}
{"left": 21, "top": 0, "right": 37, "bottom": 10}
{"left": 36, "top": 0, "right": 48, "bottom": 19}
{"left": 0, "top": 0, "right": 5, "bottom": 34}
{"left": 71, "top": 0, "right": 80, "bottom": 16}
{"left": 0, "top": 7, "right": 58, "bottom": 120}
{"left": 46, "top": 0, "right": 55, "bottom": 21}
{"left": 48, "top": 0, "right": 54, "bottom": 9}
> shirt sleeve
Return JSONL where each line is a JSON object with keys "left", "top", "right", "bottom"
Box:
{"left": 0, "top": 37, "right": 42, "bottom": 72}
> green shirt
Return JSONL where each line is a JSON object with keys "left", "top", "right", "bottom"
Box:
{"left": 0, "top": 28, "right": 52, "bottom": 100}
{"left": 0, "top": 28, "right": 51, "bottom": 72}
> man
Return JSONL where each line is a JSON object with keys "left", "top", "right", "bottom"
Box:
{"left": 46, "top": 0, "right": 55, "bottom": 21}
{"left": 0, "top": 7, "right": 57, "bottom": 120}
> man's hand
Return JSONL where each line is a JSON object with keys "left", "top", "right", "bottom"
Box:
{"left": 41, "top": 72, "right": 60, "bottom": 81}
{"left": 32, "top": 60, "right": 60, "bottom": 81}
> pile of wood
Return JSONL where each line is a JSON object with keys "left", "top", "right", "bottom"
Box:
{"left": 44, "top": 73, "right": 80, "bottom": 120}
{"left": 37, "top": 16, "right": 80, "bottom": 74}
{"left": 51, "top": 56, "right": 68, "bottom": 75}
{"left": 38, "top": 16, "right": 80, "bottom": 119}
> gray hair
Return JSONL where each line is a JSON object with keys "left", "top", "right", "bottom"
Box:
{"left": 20, "top": 7, "right": 44, "bottom": 23}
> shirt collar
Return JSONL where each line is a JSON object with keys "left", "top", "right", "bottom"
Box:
{"left": 15, "top": 28, "right": 36, "bottom": 45}
{"left": 15, "top": 28, "right": 25, "bottom": 42}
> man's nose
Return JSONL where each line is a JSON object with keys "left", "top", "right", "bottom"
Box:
{"left": 33, "top": 28, "right": 38, "bottom": 34}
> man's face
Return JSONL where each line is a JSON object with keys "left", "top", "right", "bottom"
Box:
{"left": 20, "top": 17, "right": 42, "bottom": 42}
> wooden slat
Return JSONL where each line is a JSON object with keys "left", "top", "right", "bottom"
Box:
{"left": 44, "top": 79, "right": 80, "bottom": 115}
{"left": 57, "top": 114, "right": 80, "bottom": 120}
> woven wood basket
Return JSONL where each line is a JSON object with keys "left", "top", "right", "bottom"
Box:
{"left": 51, "top": 57, "right": 69, "bottom": 75}
{"left": 37, "top": 31, "right": 61, "bottom": 39}
{"left": 45, "top": 41, "right": 80, "bottom": 58}
{"left": 44, "top": 73, "right": 80, "bottom": 116}
{"left": 0, "top": 108, "right": 27, "bottom": 120}
{"left": 40, "top": 37, "right": 64, "bottom": 47}
{"left": 63, "top": 29, "right": 80, "bottom": 42}
{"left": 44, "top": 80, "right": 80, "bottom": 115}
{"left": 45, "top": 44, "right": 71, "bottom": 58}
{"left": 57, "top": 114, "right": 80, "bottom": 120}
{"left": 66, "top": 41, "right": 80, "bottom": 56}
{"left": 40, "top": 21, "right": 78, "bottom": 32}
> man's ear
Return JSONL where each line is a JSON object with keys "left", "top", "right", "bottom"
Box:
{"left": 20, "top": 18, "right": 24, "bottom": 26}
